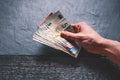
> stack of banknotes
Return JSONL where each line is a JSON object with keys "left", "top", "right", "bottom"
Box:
{"left": 33, "top": 11, "right": 81, "bottom": 58}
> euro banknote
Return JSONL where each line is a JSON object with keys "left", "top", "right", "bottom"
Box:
{"left": 33, "top": 11, "right": 81, "bottom": 58}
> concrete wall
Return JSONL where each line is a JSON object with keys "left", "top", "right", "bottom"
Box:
{"left": 0, "top": 0, "right": 120, "bottom": 55}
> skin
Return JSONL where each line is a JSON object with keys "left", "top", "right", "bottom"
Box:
{"left": 61, "top": 22, "right": 120, "bottom": 64}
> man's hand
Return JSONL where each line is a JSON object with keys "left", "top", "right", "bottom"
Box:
{"left": 61, "top": 22, "right": 105, "bottom": 54}
{"left": 61, "top": 22, "right": 120, "bottom": 64}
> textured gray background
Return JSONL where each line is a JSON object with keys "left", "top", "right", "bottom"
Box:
{"left": 0, "top": 0, "right": 120, "bottom": 80}
{"left": 0, "top": 0, "right": 120, "bottom": 55}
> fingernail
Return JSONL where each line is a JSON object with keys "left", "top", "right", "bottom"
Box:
{"left": 61, "top": 31, "right": 66, "bottom": 34}
{"left": 60, "top": 31, "right": 65, "bottom": 37}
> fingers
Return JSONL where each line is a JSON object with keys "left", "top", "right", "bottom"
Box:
{"left": 61, "top": 31, "right": 78, "bottom": 40}
{"left": 61, "top": 30, "right": 89, "bottom": 41}
{"left": 61, "top": 22, "right": 90, "bottom": 41}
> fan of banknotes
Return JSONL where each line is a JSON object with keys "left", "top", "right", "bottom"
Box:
{"left": 33, "top": 11, "right": 81, "bottom": 58}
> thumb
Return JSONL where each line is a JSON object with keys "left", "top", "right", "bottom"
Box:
{"left": 60, "top": 31, "right": 78, "bottom": 40}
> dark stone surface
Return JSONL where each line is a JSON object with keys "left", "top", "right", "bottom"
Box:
{"left": 0, "top": 0, "right": 120, "bottom": 80}
{"left": 0, "top": 56, "right": 120, "bottom": 80}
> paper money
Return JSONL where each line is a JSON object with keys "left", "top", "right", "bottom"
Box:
{"left": 33, "top": 11, "right": 81, "bottom": 58}
{"left": 33, "top": 33, "right": 68, "bottom": 53}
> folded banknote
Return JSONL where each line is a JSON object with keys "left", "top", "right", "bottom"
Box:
{"left": 33, "top": 11, "right": 81, "bottom": 58}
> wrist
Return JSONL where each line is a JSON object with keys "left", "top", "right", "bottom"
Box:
{"left": 100, "top": 38, "right": 120, "bottom": 64}
{"left": 100, "top": 38, "right": 120, "bottom": 56}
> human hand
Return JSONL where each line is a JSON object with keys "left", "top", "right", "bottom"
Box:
{"left": 61, "top": 22, "right": 105, "bottom": 55}
{"left": 61, "top": 22, "right": 120, "bottom": 64}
